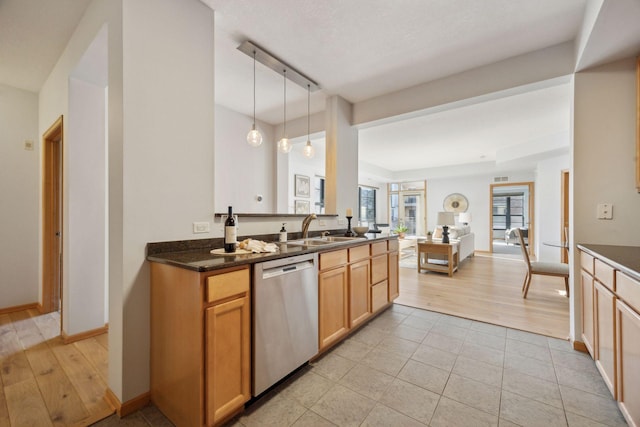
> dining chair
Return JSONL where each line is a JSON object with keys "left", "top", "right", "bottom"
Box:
{"left": 516, "top": 228, "right": 569, "bottom": 298}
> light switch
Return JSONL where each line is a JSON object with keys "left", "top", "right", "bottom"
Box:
{"left": 597, "top": 203, "right": 613, "bottom": 220}
{"left": 193, "top": 221, "right": 210, "bottom": 233}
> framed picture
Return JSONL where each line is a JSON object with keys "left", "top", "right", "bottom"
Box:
{"left": 295, "top": 174, "right": 310, "bottom": 197}
{"left": 295, "top": 200, "right": 310, "bottom": 214}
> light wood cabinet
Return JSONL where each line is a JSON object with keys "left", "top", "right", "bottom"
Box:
{"left": 580, "top": 268, "right": 595, "bottom": 357}
{"left": 318, "top": 256, "right": 349, "bottom": 350}
{"left": 150, "top": 263, "right": 251, "bottom": 427}
{"left": 616, "top": 271, "right": 640, "bottom": 427}
{"left": 349, "top": 259, "right": 371, "bottom": 328}
{"left": 388, "top": 243, "right": 399, "bottom": 301}
{"left": 594, "top": 280, "right": 617, "bottom": 398}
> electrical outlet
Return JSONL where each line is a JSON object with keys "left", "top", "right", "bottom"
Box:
{"left": 193, "top": 221, "right": 210, "bottom": 233}
{"left": 319, "top": 220, "right": 326, "bottom": 226}
{"left": 24, "top": 140, "right": 34, "bottom": 151}
{"left": 596, "top": 203, "right": 613, "bottom": 220}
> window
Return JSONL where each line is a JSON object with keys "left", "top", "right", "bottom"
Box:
{"left": 358, "top": 186, "right": 376, "bottom": 225}
{"left": 492, "top": 193, "right": 525, "bottom": 230}
{"left": 313, "top": 177, "right": 325, "bottom": 214}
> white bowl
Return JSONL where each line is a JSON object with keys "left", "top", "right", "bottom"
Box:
{"left": 353, "top": 226, "right": 369, "bottom": 236}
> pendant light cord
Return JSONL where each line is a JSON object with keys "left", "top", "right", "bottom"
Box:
{"left": 307, "top": 84, "right": 310, "bottom": 140}
{"left": 283, "top": 69, "right": 287, "bottom": 137}
{"left": 252, "top": 50, "right": 257, "bottom": 125}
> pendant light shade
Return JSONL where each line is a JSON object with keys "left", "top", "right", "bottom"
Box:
{"left": 302, "top": 84, "right": 315, "bottom": 159}
{"left": 247, "top": 50, "right": 263, "bottom": 147}
{"left": 277, "top": 70, "right": 292, "bottom": 153}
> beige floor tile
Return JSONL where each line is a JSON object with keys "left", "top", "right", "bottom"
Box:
{"left": 546, "top": 336, "right": 573, "bottom": 353}
{"left": 279, "top": 371, "right": 334, "bottom": 408}
{"left": 465, "top": 329, "right": 507, "bottom": 351}
{"left": 460, "top": 341, "right": 505, "bottom": 367}
{"left": 397, "top": 359, "right": 449, "bottom": 394}
{"left": 389, "top": 303, "right": 416, "bottom": 315}
{"left": 400, "top": 316, "right": 436, "bottom": 332}
{"left": 565, "top": 411, "right": 612, "bottom": 427}
{"left": 240, "top": 394, "right": 307, "bottom": 427}
{"left": 367, "top": 313, "right": 404, "bottom": 332}
{"left": 349, "top": 325, "right": 388, "bottom": 347}
{"left": 430, "top": 396, "right": 498, "bottom": 427}
{"left": 502, "top": 368, "right": 563, "bottom": 409}
{"left": 437, "top": 314, "right": 473, "bottom": 329}
{"left": 407, "top": 308, "right": 443, "bottom": 323}
{"left": 338, "top": 364, "right": 394, "bottom": 400}
{"left": 550, "top": 348, "right": 600, "bottom": 375}
{"left": 554, "top": 364, "right": 611, "bottom": 398}
{"left": 470, "top": 321, "right": 507, "bottom": 338}
{"left": 378, "top": 378, "right": 440, "bottom": 425}
{"left": 506, "top": 339, "right": 552, "bottom": 363}
{"left": 332, "top": 338, "right": 373, "bottom": 362}
{"left": 291, "top": 410, "right": 337, "bottom": 427}
{"left": 391, "top": 324, "right": 428, "bottom": 343}
{"left": 359, "top": 346, "right": 409, "bottom": 376}
{"left": 443, "top": 373, "right": 501, "bottom": 415}
{"left": 452, "top": 355, "right": 503, "bottom": 388}
{"left": 499, "top": 390, "right": 567, "bottom": 427}
{"left": 559, "top": 385, "right": 627, "bottom": 426}
{"left": 504, "top": 352, "right": 556, "bottom": 383}
{"left": 360, "top": 403, "right": 426, "bottom": 427}
{"left": 310, "top": 384, "right": 375, "bottom": 427}
{"left": 498, "top": 418, "right": 522, "bottom": 427}
{"left": 423, "top": 331, "right": 464, "bottom": 354}
{"left": 411, "top": 344, "right": 457, "bottom": 372}
{"left": 309, "top": 353, "right": 355, "bottom": 382}
{"left": 506, "top": 329, "right": 549, "bottom": 347}
{"left": 376, "top": 335, "right": 419, "bottom": 358}
{"left": 430, "top": 322, "right": 469, "bottom": 340}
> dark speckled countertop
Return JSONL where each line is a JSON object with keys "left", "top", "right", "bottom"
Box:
{"left": 147, "top": 233, "right": 398, "bottom": 272}
{"left": 577, "top": 244, "right": 640, "bottom": 281}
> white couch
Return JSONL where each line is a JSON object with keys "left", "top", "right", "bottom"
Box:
{"left": 432, "top": 225, "right": 475, "bottom": 261}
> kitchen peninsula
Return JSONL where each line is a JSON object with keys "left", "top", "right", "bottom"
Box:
{"left": 147, "top": 233, "right": 399, "bottom": 427}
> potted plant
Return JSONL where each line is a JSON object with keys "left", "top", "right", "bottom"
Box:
{"left": 393, "top": 222, "right": 408, "bottom": 239}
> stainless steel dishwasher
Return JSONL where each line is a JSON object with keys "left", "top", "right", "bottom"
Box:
{"left": 253, "top": 253, "right": 318, "bottom": 396}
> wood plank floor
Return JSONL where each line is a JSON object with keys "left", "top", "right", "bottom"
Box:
{"left": 0, "top": 309, "right": 114, "bottom": 427}
{"left": 396, "top": 253, "right": 570, "bottom": 339}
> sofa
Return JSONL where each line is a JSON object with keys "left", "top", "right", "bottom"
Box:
{"left": 432, "top": 225, "right": 475, "bottom": 261}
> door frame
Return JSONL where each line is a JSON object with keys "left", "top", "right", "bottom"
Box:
{"left": 42, "top": 116, "right": 63, "bottom": 316}
{"left": 561, "top": 170, "right": 570, "bottom": 263}
{"left": 489, "top": 181, "right": 535, "bottom": 256}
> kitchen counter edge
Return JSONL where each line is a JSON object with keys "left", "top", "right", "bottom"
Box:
{"left": 577, "top": 243, "right": 640, "bottom": 282}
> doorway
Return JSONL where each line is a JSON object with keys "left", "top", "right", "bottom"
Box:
{"left": 561, "top": 170, "right": 569, "bottom": 263}
{"left": 490, "top": 182, "right": 534, "bottom": 257}
{"left": 42, "top": 116, "right": 63, "bottom": 316}
{"left": 389, "top": 181, "right": 426, "bottom": 236}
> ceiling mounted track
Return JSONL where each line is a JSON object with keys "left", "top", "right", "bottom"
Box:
{"left": 237, "top": 40, "right": 320, "bottom": 92}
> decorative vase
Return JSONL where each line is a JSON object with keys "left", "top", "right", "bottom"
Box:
{"left": 398, "top": 232, "right": 406, "bottom": 239}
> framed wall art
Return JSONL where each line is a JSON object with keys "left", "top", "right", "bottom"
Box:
{"left": 295, "top": 174, "right": 310, "bottom": 198}
{"left": 295, "top": 199, "right": 310, "bottom": 214}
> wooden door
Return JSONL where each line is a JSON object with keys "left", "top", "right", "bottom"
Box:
{"left": 561, "top": 170, "right": 569, "bottom": 263}
{"left": 348, "top": 259, "right": 370, "bottom": 328}
{"left": 594, "top": 281, "right": 616, "bottom": 398}
{"left": 318, "top": 266, "right": 349, "bottom": 350}
{"left": 42, "top": 116, "right": 63, "bottom": 314}
{"left": 206, "top": 294, "right": 251, "bottom": 426}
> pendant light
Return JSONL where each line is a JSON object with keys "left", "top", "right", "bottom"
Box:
{"left": 277, "top": 70, "right": 292, "bottom": 153}
{"left": 302, "top": 84, "right": 315, "bottom": 158}
{"left": 246, "top": 50, "right": 263, "bottom": 147}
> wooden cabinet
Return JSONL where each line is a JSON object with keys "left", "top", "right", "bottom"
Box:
{"left": 388, "top": 241, "right": 399, "bottom": 301}
{"left": 151, "top": 263, "right": 251, "bottom": 427}
{"left": 349, "top": 259, "right": 371, "bottom": 328}
{"left": 371, "top": 254, "right": 388, "bottom": 313}
{"left": 616, "top": 272, "right": 640, "bottom": 426}
{"left": 594, "top": 280, "right": 617, "bottom": 398}
{"left": 580, "top": 268, "right": 595, "bottom": 356}
{"left": 318, "top": 249, "right": 349, "bottom": 350}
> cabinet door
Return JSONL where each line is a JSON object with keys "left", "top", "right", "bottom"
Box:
{"left": 581, "top": 269, "right": 595, "bottom": 357}
{"left": 349, "top": 259, "right": 371, "bottom": 328}
{"left": 594, "top": 281, "right": 616, "bottom": 398}
{"left": 388, "top": 251, "right": 399, "bottom": 301}
{"left": 319, "top": 266, "right": 349, "bottom": 350}
{"left": 616, "top": 299, "right": 640, "bottom": 427}
{"left": 206, "top": 295, "right": 251, "bottom": 426}
{"left": 371, "top": 254, "right": 388, "bottom": 285}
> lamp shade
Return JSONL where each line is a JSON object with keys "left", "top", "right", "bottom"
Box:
{"left": 458, "top": 212, "right": 472, "bottom": 224}
{"left": 437, "top": 211, "right": 455, "bottom": 226}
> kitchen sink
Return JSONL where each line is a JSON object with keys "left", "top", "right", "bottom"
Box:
{"left": 288, "top": 236, "right": 364, "bottom": 246}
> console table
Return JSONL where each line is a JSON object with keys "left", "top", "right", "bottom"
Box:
{"left": 417, "top": 241, "right": 459, "bottom": 277}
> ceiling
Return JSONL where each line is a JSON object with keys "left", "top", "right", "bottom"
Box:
{"left": 3, "top": 0, "right": 640, "bottom": 175}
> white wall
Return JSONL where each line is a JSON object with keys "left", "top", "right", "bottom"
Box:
{"left": 214, "top": 105, "right": 276, "bottom": 213}
{"left": 571, "top": 56, "right": 640, "bottom": 341}
{"left": 0, "top": 84, "right": 39, "bottom": 309}
{"left": 535, "top": 154, "right": 570, "bottom": 262}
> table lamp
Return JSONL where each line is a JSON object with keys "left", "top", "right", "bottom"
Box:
{"left": 459, "top": 212, "right": 472, "bottom": 226}
{"left": 437, "top": 211, "right": 455, "bottom": 244}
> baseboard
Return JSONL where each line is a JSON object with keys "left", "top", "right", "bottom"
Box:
{"left": 105, "top": 388, "right": 151, "bottom": 417}
{"left": 62, "top": 324, "right": 109, "bottom": 344}
{"left": 0, "top": 302, "right": 39, "bottom": 315}
{"left": 572, "top": 340, "right": 588, "bottom": 353}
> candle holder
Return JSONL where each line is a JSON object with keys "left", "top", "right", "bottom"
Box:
{"left": 345, "top": 216, "right": 356, "bottom": 237}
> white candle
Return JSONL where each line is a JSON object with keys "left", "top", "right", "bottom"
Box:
{"left": 346, "top": 208, "right": 352, "bottom": 217}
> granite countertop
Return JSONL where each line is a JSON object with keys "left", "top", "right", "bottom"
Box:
{"left": 577, "top": 244, "right": 640, "bottom": 281}
{"left": 147, "top": 233, "right": 397, "bottom": 272}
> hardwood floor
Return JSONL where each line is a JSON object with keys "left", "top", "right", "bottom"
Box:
{"left": 396, "top": 253, "right": 570, "bottom": 339}
{"left": 0, "top": 309, "right": 114, "bottom": 426}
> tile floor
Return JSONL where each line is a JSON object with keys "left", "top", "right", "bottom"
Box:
{"left": 93, "top": 304, "right": 628, "bottom": 427}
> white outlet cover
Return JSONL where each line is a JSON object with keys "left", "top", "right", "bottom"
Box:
{"left": 193, "top": 221, "right": 210, "bottom": 233}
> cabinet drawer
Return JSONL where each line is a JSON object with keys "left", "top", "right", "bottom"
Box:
{"left": 371, "top": 254, "right": 388, "bottom": 285}
{"left": 595, "top": 259, "right": 615, "bottom": 292}
{"left": 206, "top": 267, "right": 249, "bottom": 303}
{"left": 388, "top": 239, "right": 399, "bottom": 252}
{"left": 349, "top": 245, "right": 370, "bottom": 262}
{"left": 581, "top": 251, "right": 594, "bottom": 275}
{"left": 320, "top": 249, "right": 348, "bottom": 271}
{"left": 371, "top": 241, "right": 387, "bottom": 256}
{"left": 371, "top": 280, "right": 388, "bottom": 312}
{"left": 617, "top": 271, "right": 640, "bottom": 312}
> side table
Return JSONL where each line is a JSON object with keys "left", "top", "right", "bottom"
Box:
{"left": 417, "top": 241, "right": 459, "bottom": 277}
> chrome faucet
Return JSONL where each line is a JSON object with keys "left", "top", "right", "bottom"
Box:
{"left": 301, "top": 213, "right": 317, "bottom": 238}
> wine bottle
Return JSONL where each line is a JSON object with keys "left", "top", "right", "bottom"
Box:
{"left": 224, "top": 206, "right": 237, "bottom": 253}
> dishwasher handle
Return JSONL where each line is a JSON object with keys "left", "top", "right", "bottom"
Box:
{"left": 261, "top": 260, "right": 315, "bottom": 280}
